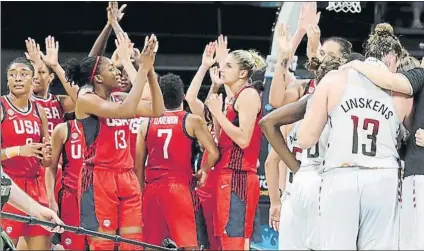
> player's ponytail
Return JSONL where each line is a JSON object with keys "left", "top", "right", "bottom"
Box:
{"left": 64, "top": 56, "right": 102, "bottom": 88}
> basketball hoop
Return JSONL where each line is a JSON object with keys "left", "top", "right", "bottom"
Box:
{"left": 326, "top": 2, "right": 361, "bottom": 13}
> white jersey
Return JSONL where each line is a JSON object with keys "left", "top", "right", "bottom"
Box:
{"left": 323, "top": 62, "right": 400, "bottom": 171}
{"left": 284, "top": 121, "right": 303, "bottom": 191}
{"left": 299, "top": 112, "right": 330, "bottom": 172}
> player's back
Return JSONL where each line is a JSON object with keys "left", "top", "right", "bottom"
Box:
{"left": 61, "top": 120, "right": 84, "bottom": 191}
{"left": 145, "top": 110, "right": 194, "bottom": 184}
{"left": 80, "top": 94, "right": 133, "bottom": 170}
{"left": 1, "top": 96, "right": 42, "bottom": 177}
{"left": 32, "top": 93, "right": 64, "bottom": 134}
{"left": 323, "top": 69, "right": 400, "bottom": 171}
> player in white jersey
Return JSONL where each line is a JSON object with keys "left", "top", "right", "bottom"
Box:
{"left": 277, "top": 121, "right": 303, "bottom": 250}
{"left": 297, "top": 23, "right": 413, "bottom": 250}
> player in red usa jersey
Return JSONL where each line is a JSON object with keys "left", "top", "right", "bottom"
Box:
{"left": 135, "top": 73, "right": 219, "bottom": 249}
{"left": 67, "top": 34, "right": 164, "bottom": 250}
{"left": 45, "top": 120, "right": 85, "bottom": 250}
{"left": 1, "top": 56, "right": 53, "bottom": 250}
{"left": 205, "top": 49, "right": 265, "bottom": 250}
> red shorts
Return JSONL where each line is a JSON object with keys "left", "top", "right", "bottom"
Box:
{"left": 196, "top": 169, "right": 220, "bottom": 250}
{"left": 78, "top": 167, "right": 142, "bottom": 233}
{"left": 143, "top": 182, "right": 197, "bottom": 248}
{"left": 214, "top": 171, "right": 260, "bottom": 239}
{"left": 58, "top": 187, "right": 86, "bottom": 250}
{"left": 1, "top": 176, "right": 50, "bottom": 239}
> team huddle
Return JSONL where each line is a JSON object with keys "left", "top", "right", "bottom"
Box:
{"left": 1, "top": 1, "right": 424, "bottom": 251}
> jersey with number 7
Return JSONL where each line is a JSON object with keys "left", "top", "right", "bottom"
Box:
{"left": 144, "top": 110, "right": 195, "bottom": 184}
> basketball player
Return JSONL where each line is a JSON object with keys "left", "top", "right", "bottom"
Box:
{"left": 1, "top": 57, "right": 53, "bottom": 249}
{"left": 205, "top": 49, "right": 265, "bottom": 250}
{"left": 340, "top": 50, "right": 424, "bottom": 250}
{"left": 45, "top": 120, "right": 85, "bottom": 250}
{"left": 136, "top": 73, "right": 219, "bottom": 249}
{"left": 297, "top": 23, "right": 413, "bottom": 250}
{"left": 68, "top": 34, "right": 163, "bottom": 250}
{"left": 261, "top": 55, "right": 346, "bottom": 250}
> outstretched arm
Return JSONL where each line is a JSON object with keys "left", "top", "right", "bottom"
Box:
{"left": 260, "top": 96, "right": 310, "bottom": 172}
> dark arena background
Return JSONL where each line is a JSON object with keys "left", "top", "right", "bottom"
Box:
{"left": 2, "top": 1, "right": 423, "bottom": 250}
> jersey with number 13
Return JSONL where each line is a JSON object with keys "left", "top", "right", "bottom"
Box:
{"left": 323, "top": 70, "right": 400, "bottom": 171}
{"left": 1, "top": 96, "right": 42, "bottom": 177}
{"left": 81, "top": 94, "right": 133, "bottom": 170}
{"left": 145, "top": 110, "right": 194, "bottom": 184}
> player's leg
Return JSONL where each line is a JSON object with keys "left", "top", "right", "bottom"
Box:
{"left": 357, "top": 168, "right": 400, "bottom": 250}
{"left": 117, "top": 170, "right": 143, "bottom": 251}
{"left": 59, "top": 188, "right": 86, "bottom": 250}
{"left": 79, "top": 168, "right": 118, "bottom": 250}
{"left": 160, "top": 183, "right": 198, "bottom": 249}
{"left": 142, "top": 184, "right": 168, "bottom": 247}
{"left": 319, "top": 168, "right": 360, "bottom": 250}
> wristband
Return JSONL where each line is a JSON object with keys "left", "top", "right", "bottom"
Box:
{"left": 4, "top": 146, "right": 20, "bottom": 159}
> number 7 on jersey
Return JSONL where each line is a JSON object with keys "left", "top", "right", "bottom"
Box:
{"left": 157, "top": 129, "right": 173, "bottom": 159}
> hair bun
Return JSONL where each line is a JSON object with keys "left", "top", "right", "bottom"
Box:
{"left": 374, "top": 23, "right": 394, "bottom": 36}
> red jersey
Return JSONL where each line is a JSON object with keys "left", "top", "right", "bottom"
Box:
{"left": 81, "top": 94, "right": 133, "bottom": 170}
{"left": 1, "top": 96, "right": 42, "bottom": 177}
{"left": 32, "top": 93, "right": 64, "bottom": 135}
{"left": 215, "top": 85, "right": 263, "bottom": 173}
{"left": 129, "top": 116, "right": 148, "bottom": 162}
{"left": 61, "top": 120, "right": 84, "bottom": 191}
{"left": 145, "top": 110, "right": 194, "bottom": 184}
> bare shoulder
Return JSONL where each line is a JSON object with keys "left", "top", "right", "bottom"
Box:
{"left": 186, "top": 113, "right": 205, "bottom": 127}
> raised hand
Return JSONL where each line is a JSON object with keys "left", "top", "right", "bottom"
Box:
{"left": 209, "top": 66, "right": 223, "bottom": 86}
{"left": 107, "top": 1, "right": 127, "bottom": 25}
{"left": 298, "top": 2, "right": 321, "bottom": 32}
{"left": 276, "top": 23, "right": 293, "bottom": 63}
{"left": 306, "top": 24, "right": 321, "bottom": 59}
{"left": 40, "top": 36, "right": 59, "bottom": 68}
{"left": 25, "top": 38, "right": 43, "bottom": 67}
{"left": 201, "top": 42, "right": 217, "bottom": 68}
{"left": 114, "top": 32, "right": 134, "bottom": 63}
{"left": 139, "top": 34, "right": 158, "bottom": 71}
{"left": 215, "top": 35, "right": 229, "bottom": 67}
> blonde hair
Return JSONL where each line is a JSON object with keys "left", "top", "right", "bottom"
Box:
{"left": 364, "top": 23, "right": 403, "bottom": 60}
{"left": 231, "top": 49, "right": 266, "bottom": 78}
{"left": 315, "top": 55, "right": 347, "bottom": 83}
{"left": 398, "top": 56, "right": 420, "bottom": 73}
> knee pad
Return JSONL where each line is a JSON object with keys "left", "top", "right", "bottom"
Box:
{"left": 119, "top": 233, "right": 143, "bottom": 251}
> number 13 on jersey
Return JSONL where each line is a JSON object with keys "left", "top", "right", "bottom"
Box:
{"left": 158, "top": 129, "right": 173, "bottom": 159}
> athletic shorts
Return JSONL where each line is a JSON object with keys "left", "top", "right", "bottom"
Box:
{"left": 214, "top": 170, "right": 260, "bottom": 239}
{"left": 1, "top": 175, "right": 50, "bottom": 239}
{"left": 196, "top": 170, "right": 220, "bottom": 250}
{"left": 79, "top": 167, "right": 142, "bottom": 233}
{"left": 55, "top": 167, "right": 63, "bottom": 203}
{"left": 58, "top": 187, "right": 86, "bottom": 250}
{"left": 143, "top": 182, "right": 197, "bottom": 248}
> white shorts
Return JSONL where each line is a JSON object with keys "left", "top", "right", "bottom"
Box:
{"left": 400, "top": 175, "right": 424, "bottom": 249}
{"left": 290, "top": 167, "right": 321, "bottom": 250}
{"left": 318, "top": 168, "right": 400, "bottom": 250}
{"left": 278, "top": 190, "right": 305, "bottom": 250}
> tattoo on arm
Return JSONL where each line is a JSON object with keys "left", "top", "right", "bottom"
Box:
{"left": 281, "top": 59, "right": 289, "bottom": 68}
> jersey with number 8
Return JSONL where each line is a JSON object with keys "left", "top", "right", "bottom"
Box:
{"left": 144, "top": 110, "right": 194, "bottom": 184}
{"left": 1, "top": 96, "right": 43, "bottom": 177}
{"left": 323, "top": 69, "right": 400, "bottom": 171}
